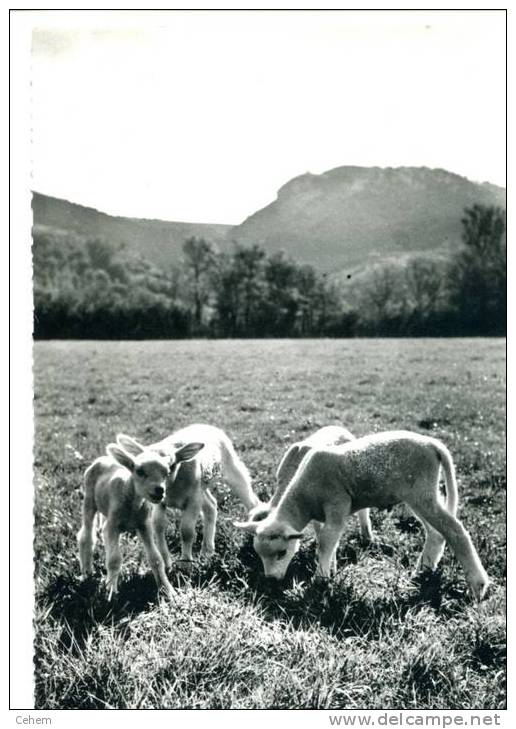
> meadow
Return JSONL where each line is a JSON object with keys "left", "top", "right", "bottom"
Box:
{"left": 32, "top": 338, "right": 506, "bottom": 710}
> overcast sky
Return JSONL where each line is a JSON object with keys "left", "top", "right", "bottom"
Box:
{"left": 31, "top": 10, "right": 506, "bottom": 224}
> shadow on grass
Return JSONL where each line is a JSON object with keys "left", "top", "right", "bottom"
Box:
{"left": 35, "top": 533, "right": 474, "bottom": 655}
{"left": 166, "top": 536, "right": 471, "bottom": 642}
{"left": 37, "top": 570, "right": 161, "bottom": 652}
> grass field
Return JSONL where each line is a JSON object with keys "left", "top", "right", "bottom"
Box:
{"left": 32, "top": 338, "right": 506, "bottom": 710}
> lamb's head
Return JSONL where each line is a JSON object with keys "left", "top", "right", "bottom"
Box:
{"left": 234, "top": 515, "right": 303, "bottom": 580}
{"left": 107, "top": 434, "right": 204, "bottom": 504}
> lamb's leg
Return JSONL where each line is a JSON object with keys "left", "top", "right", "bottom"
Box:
{"left": 137, "top": 520, "right": 174, "bottom": 599}
{"left": 103, "top": 520, "right": 122, "bottom": 600}
{"left": 313, "top": 521, "right": 337, "bottom": 575}
{"left": 151, "top": 503, "right": 172, "bottom": 570}
{"left": 77, "top": 493, "right": 97, "bottom": 577}
{"left": 200, "top": 489, "right": 217, "bottom": 557}
{"left": 316, "top": 499, "right": 352, "bottom": 577}
{"left": 316, "top": 523, "right": 345, "bottom": 577}
{"left": 357, "top": 508, "right": 374, "bottom": 543}
{"left": 409, "top": 497, "right": 489, "bottom": 600}
{"left": 415, "top": 514, "right": 447, "bottom": 571}
{"left": 178, "top": 498, "right": 202, "bottom": 566}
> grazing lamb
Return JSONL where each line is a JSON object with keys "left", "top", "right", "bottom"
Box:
{"left": 117, "top": 424, "right": 259, "bottom": 566}
{"left": 235, "top": 430, "right": 489, "bottom": 600}
{"left": 78, "top": 439, "right": 204, "bottom": 598}
{"left": 248, "top": 426, "right": 374, "bottom": 566}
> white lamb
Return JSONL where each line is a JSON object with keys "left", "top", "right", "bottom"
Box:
{"left": 248, "top": 426, "right": 374, "bottom": 565}
{"left": 78, "top": 439, "right": 204, "bottom": 599}
{"left": 236, "top": 430, "right": 489, "bottom": 600}
{"left": 117, "top": 424, "right": 259, "bottom": 567}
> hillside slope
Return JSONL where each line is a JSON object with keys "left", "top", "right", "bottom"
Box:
{"left": 232, "top": 166, "right": 506, "bottom": 272}
{"left": 32, "top": 167, "right": 506, "bottom": 273}
{"left": 31, "top": 192, "right": 234, "bottom": 268}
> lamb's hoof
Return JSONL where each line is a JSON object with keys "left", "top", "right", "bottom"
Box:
{"left": 200, "top": 548, "right": 215, "bottom": 560}
{"left": 471, "top": 577, "right": 490, "bottom": 602}
{"left": 314, "top": 573, "right": 331, "bottom": 584}
{"left": 158, "top": 585, "right": 175, "bottom": 601}
{"left": 367, "top": 540, "right": 395, "bottom": 557}
{"left": 175, "top": 559, "right": 195, "bottom": 573}
{"left": 412, "top": 562, "right": 441, "bottom": 581}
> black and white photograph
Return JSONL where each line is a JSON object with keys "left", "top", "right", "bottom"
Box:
{"left": 10, "top": 8, "right": 506, "bottom": 716}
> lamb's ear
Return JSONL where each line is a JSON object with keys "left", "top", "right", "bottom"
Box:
{"left": 107, "top": 444, "right": 135, "bottom": 472}
{"left": 116, "top": 434, "right": 145, "bottom": 456}
{"left": 174, "top": 442, "right": 204, "bottom": 463}
{"left": 233, "top": 520, "right": 259, "bottom": 535}
{"left": 248, "top": 504, "right": 271, "bottom": 523}
{"left": 287, "top": 532, "right": 304, "bottom": 540}
{"left": 298, "top": 445, "right": 311, "bottom": 460}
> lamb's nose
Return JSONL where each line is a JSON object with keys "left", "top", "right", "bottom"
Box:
{"left": 154, "top": 486, "right": 164, "bottom": 499}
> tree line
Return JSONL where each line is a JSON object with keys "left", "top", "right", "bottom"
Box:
{"left": 33, "top": 204, "right": 506, "bottom": 339}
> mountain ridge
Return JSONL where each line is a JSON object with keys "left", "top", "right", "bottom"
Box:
{"left": 31, "top": 192, "right": 234, "bottom": 268}
{"left": 32, "top": 166, "right": 506, "bottom": 273}
{"left": 231, "top": 166, "right": 505, "bottom": 272}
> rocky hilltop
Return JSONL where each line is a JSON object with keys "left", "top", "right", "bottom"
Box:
{"left": 231, "top": 166, "right": 506, "bottom": 272}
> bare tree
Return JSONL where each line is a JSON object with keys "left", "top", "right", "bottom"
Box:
{"left": 359, "top": 264, "right": 406, "bottom": 322}
{"left": 405, "top": 257, "right": 443, "bottom": 317}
